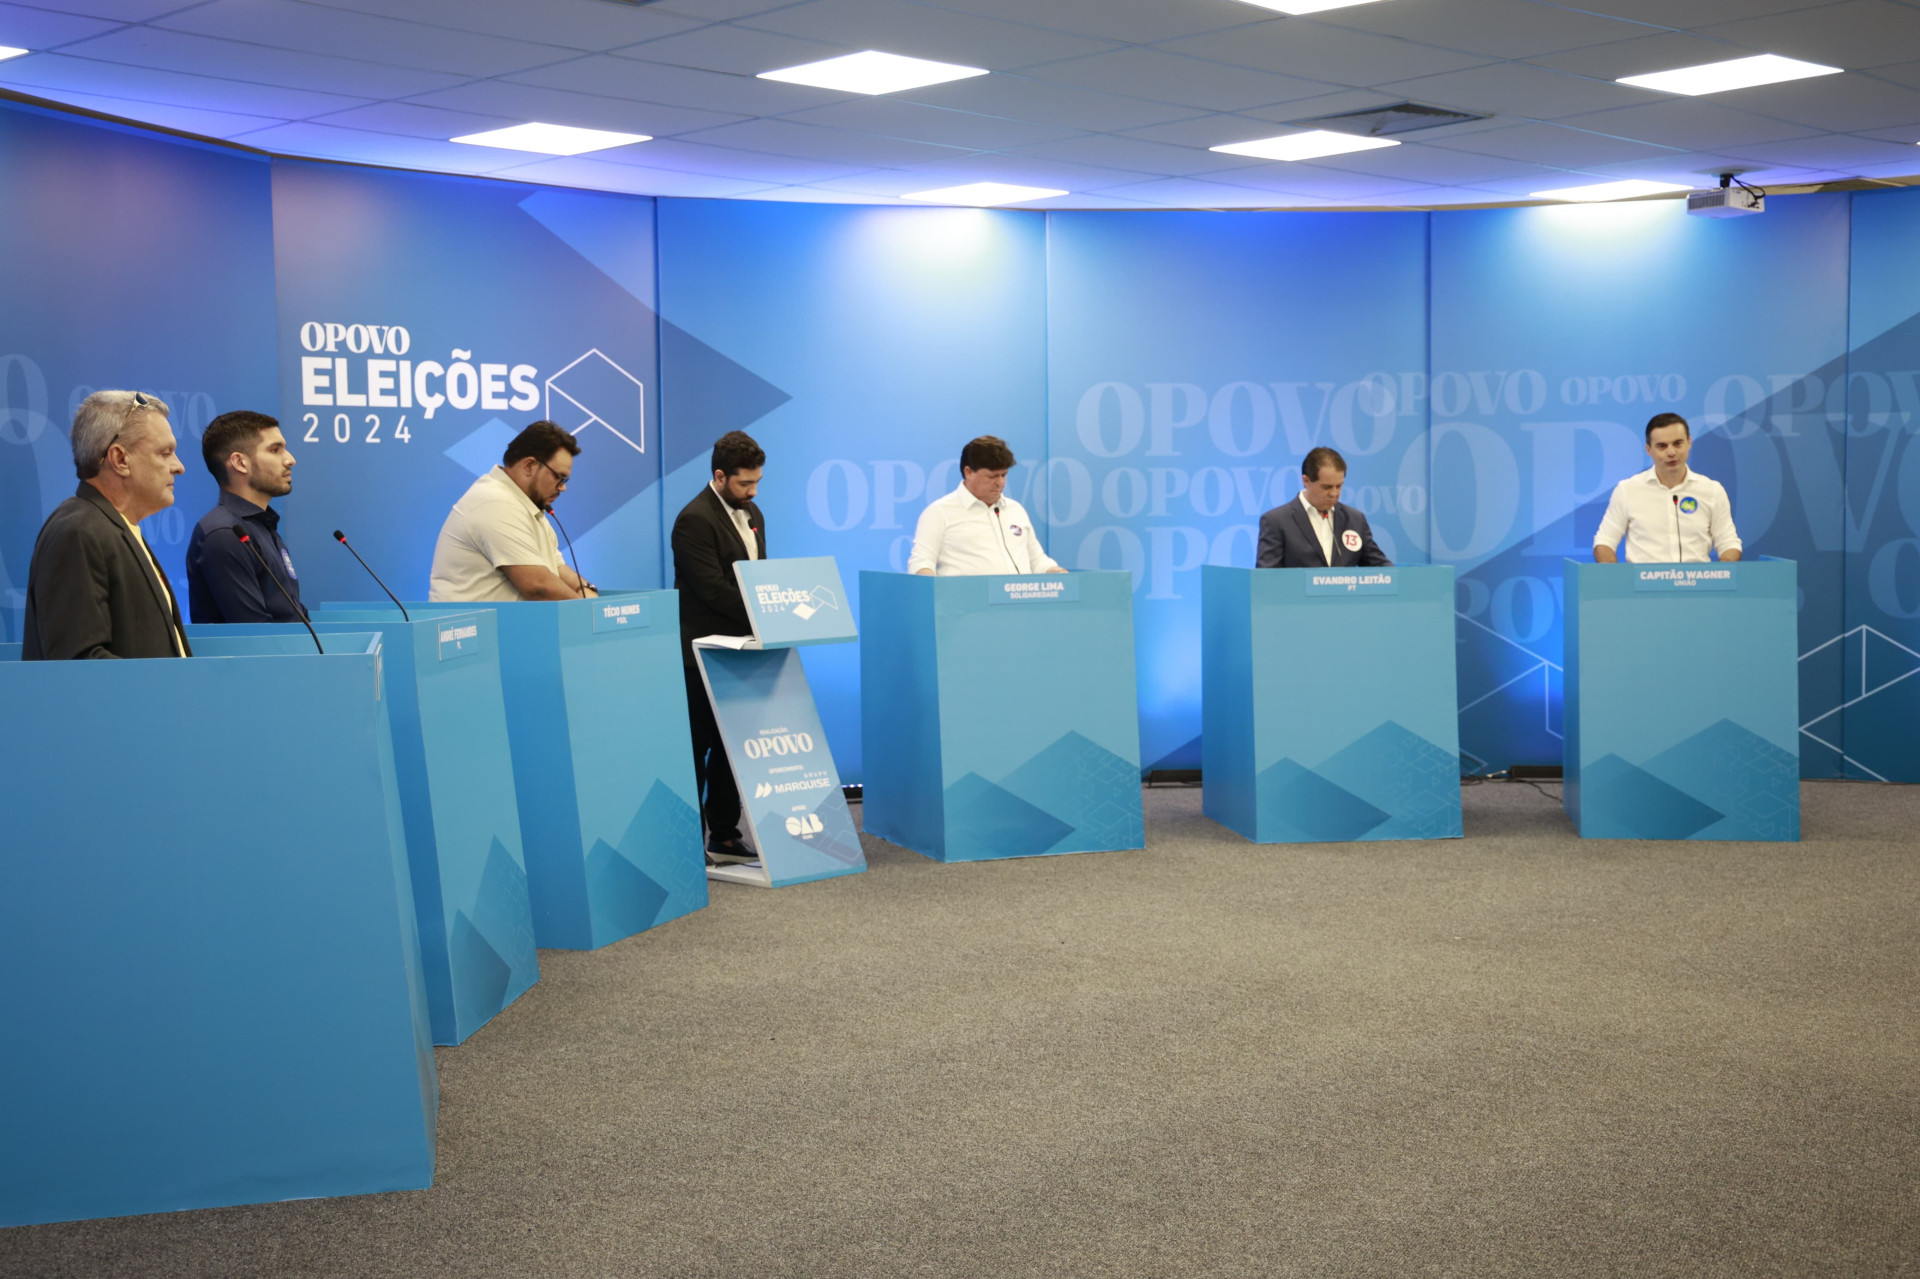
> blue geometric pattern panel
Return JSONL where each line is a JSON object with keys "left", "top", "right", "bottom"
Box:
{"left": 620, "top": 780, "right": 709, "bottom": 922}
{"left": 1254, "top": 759, "right": 1391, "bottom": 843}
{"left": 1315, "top": 722, "right": 1464, "bottom": 840}
{"left": 941, "top": 773, "right": 1076, "bottom": 861}
{"left": 452, "top": 836, "right": 539, "bottom": 1032}
{"left": 998, "top": 731, "right": 1146, "bottom": 854}
{"left": 583, "top": 839, "right": 670, "bottom": 952}
{"left": 1644, "top": 720, "right": 1799, "bottom": 842}
{"left": 1576, "top": 755, "right": 1726, "bottom": 840}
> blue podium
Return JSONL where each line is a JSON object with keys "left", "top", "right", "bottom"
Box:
{"left": 190, "top": 613, "right": 538, "bottom": 1046}
{"left": 695, "top": 557, "right": 865, "bottom": 889}
{"left": 0, "top": 635, "right": 438, "bottom": 1226}
{"left": 860, "top": 571, "right": 1145, "bottom": 862}
{"left": 1201, "top": 566, "right": 1463, "bottom": 844}
{"left": 1563, "top": 559, "right": 1800, "bottom": 840}
{"left": 320, "top": 592, "right": 707, "bottom": 948}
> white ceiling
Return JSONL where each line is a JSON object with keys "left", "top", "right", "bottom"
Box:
{"left": 1, "top": 0, "right": 1917, "bottom": 208}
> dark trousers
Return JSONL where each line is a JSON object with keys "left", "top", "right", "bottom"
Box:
{"left": 684, "top": 664, "right": 741, "bottom": 846}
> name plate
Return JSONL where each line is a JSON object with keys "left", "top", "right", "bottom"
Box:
{"left": 592, "top": 598, "right": 650, "bottom": 632}
{"left": 1634, "top": 566, "right": 1736, "bottom": 592}
{"left": 991, "top": 576, "right": 1079, "bottom": 604}
{"left": 1305, "top": 570, "right": 1398, "bottom": 596}
{"left": 436, "top": 620, "right": 482, "bottom": 662}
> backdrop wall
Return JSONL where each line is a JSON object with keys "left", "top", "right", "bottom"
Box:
{"left": 3, "top": 98, "right": 1914, "bottom": 783}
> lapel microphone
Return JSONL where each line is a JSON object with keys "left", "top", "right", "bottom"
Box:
{"left": 236, "top": 529, "right": 322, "bottom": 653}
{"left": 332, "top": 530, "right": 410, "bottom": 620}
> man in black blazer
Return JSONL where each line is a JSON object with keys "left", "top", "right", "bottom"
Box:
{"left": 671, "top": 431, "right": 767, "bottom": 865}
{"left": 24, "top": 390, "right": 192, "bottom": 660}
{"left": 1256, "top": 446, "right": 1392, "bottom": 570}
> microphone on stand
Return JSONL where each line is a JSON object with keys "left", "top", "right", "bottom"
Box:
{"left": 1672, "top": 493, "right": 1684, "bottom": 564}
{"left": 234, "top": 530, "right": 323, "bottom": 654}
{"left": 545, "top": 504, "right": 588, "bottom": 598}
{"left": 332, "top": 530, "right": 410, "bottom": 620}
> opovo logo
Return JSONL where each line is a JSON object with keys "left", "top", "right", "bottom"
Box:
{"left": 741, "top": 732, "right": 815, "bottom": 759}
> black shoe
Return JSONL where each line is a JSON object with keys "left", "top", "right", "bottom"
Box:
{"left": 706, "top": 839, "right": 757, "bottom": 866}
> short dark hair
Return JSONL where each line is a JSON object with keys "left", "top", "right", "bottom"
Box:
{"left": 503, "top": 420, "right": 580, "bottom": 468}
{"left": 1645, "top": 412, "right": 1690, "bottom": 444}
{"left": 201, "top": 410, "right": 280, "bottom": 484}
{"left": 711, "top": 430, "right": 765, "bottom": 477}
{"left": 1302, "top": 446, "right": 1347, "bottom": 481}
{"left": 960, "top": 436, "right": 1016, "bottom": 472}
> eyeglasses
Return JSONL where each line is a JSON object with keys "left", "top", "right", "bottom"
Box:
{"left": 538, "top": 459, "right": 570, "bottom": 490}
{"left": 101, "top": 392, "right": 159, "bottom": 460}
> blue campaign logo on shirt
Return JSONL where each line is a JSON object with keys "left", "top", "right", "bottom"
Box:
{"left": 990, "top": 575, "right": 1079, "bottom": 604}
{"left": 1635, "top": 566, "right": 1736, "bottom": 591}
{"left": 1305, "top": 570, "right": 1399, "bottom": 596}
{"left": 1678, "top": 496, "right": 1700, "bottom": 514}
{"left": 280, "top": 547, "right": 298, "bottom": 579}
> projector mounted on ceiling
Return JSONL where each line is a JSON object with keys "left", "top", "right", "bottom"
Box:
{"left": 1689, "top": 173, "right": 1766, "bottom": 218}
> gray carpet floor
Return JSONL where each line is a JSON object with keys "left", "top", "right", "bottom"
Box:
{"left": 4, "top": 780, "right": 1917, "bottom": 1278}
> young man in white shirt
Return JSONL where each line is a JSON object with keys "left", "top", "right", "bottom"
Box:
{"left": 429, "top": 421, "right": 596, "bottom": 602}
{"left": 1593, "top": 413, "right": 1742, "bottom": 565}
{"left": 908, "top": 436, "right": 1067, "bottom": 577}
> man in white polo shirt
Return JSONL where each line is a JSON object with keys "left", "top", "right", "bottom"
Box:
{"left": 1593, "top": 413, "right": 1742, "bottom": 565}
{"left": 430, "top": 420, "right": 597, "bottom": 602}
{"left": 908, "top": 436, "right": 1067, "bottom": 576}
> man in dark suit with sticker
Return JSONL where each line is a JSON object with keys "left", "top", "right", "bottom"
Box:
{"left": 1256, "top": 446, "right": 1392, "bottom": 570}
{"left": 671, "top": 431, "right": 767, "bottom": 867}
{"left": 23, "top": 390, "right": 192, "bottom": 660}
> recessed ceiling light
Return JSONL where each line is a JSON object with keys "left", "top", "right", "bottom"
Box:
{"left": 758, "top": 51, "right": 989, "bottom": 95}
{"left": 0, "top": 45, "right": 29, "bottom": 62}
{"left": 1618, "top": 53, "right": 1842, "bottom": 96}
{"left": 1529, "top": 179, "right": 1692, "bottom": 202}
{"left": 449, "top": 122, "right": 649, "bottom": 155}
{"left": 1210, "top": 130, "right": 1400, "bottom": 161}
{"left": 901, "top": 182, "right": 1067, "bottom": 207}
{"left": 1231, "top": 0, "right": 1394, "bottom": 12}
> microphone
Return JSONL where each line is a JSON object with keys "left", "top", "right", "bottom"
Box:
{"left": 1672, "top": 493, "right": 1684, "bottom": 564}
{"left": 545, "top": 505, "right": 587, "bottom": 598}
{"left": 332, "top": 529, "right": 410, "bottom": 620}
{"left": 235, "top": 529, "right": 323, "bottom": 654}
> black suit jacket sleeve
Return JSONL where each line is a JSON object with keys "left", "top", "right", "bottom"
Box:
{"left": 1346, "top": 508, "right": 1393, "bottom": 567}
{"left": 27, "top": 503, "right": 118, "bottom": 659}
{"left": 1255, "top": 507, "right": 1287, "bottom": 569}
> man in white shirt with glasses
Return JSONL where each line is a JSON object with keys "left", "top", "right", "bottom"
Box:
{"left": 908, "top": 436, "right": 1067, "bottom": 577}
{"left": 1594, "top": 413, "right": 1742, "bottom": 565}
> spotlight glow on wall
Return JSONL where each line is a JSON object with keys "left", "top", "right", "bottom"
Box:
{"left": 900, "top": 182, "right": 1067, "bottom": 207}
{"left": 1232, "top": 0, "right": 1394, "bottom": 13}
{"left": 1618, "top": 54, "right": 1842, "bottom": 96}
{"left": 1529, "top": 179, "right": 1692, "bottom": 202}
{"left": 758, "top": 51, "right": 989, "bottom": 95}
{"left": 0, "top": 45, "right": 29, "bottom": 62}
{"left": 449, "top": 123, "right": 650, "bottom": 155}
{"left": 1211, "top": 131, "right": 1399, "bottom": 162}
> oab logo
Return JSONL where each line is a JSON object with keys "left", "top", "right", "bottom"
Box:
{"left": 785, "top": 813, "right": 825, "bottom": 837}
{"left": 741, "top": 732, "right": 815, "bottom": 759}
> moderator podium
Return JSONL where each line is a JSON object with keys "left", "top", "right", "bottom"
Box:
{"left": 860, "top": 571, "right": 1144, "bottom": 862}
{"left": 1202, "top": 565, "right": 1462, "bottom": 843}
{"left": 1563, "top": 559, "right": 1799, "bottom": 840}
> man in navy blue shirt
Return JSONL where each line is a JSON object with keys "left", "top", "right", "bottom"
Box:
{"left": 186, "top": 410, "right": 305, "bottom": 623}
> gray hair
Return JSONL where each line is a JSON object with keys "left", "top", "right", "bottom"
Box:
{"left": 72, "top": 390, "right": 171, "bottom": 480}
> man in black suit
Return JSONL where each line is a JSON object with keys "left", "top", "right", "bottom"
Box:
{"left": 23, "top": 390, "right": 192, "bottom": 660}
{"left": 671, "top": 431, "right": 766, "bottom": 866}
{"left": 1256, "top": 446, "right": 1392, "bottom": 570}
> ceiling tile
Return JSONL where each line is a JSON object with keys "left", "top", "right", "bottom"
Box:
{"left": 1003, "top": 131, "right": 1259, "bottom": 177}
{"left": 1868, "top": 59, "right": 1920, "bottom": 91}
{"left": 1524, "top": 32, "right": 1756, "bottom": 80}
{"left": 513, "top": 53, "right": 841, "bottom": 115}
{"left": 1428, "top": 120, "right": 1683, "bottom": 165}
{"left": 0, "top": 51, "right": 369, "bottom": 117}
{"left": 1857, "top": 120, "right": 1920, "bottom": 143}
{"left": 19, "top": 0, "right": 193, "bottom": 20}
{"left": 408, "top": 81, "right": 749, "bottom": 137}
{"left": 1714, "top": 132, "right": 1920, "bottom": 170}
{"left": 1119, "top": 110, "right": 1357, "bottom": 148}
{"left": 918, "top": 0, "right": 1268, "bottom": 46}
{"left": 901, "top": 73, "right": 1209, "bottom": 131}
{"left": 1302, "top": 142, "right": 1575, "bottom": 185}
{"left": 780, "top": 97, "right": 1084, "bottom": 149}
{"left": 610, "top": 23, "right": 849, "bottom": 75}
{"left": 1021, "top": 47, "right": 1337, "bottom": 112}
{"left": 1375, "top": 61, "right": 1665, "bottom": 119}
{"left": 1210, "top": 163, "right": 1437, "bottom": 199}
{"left": 888, "top": 150, "right": 1159, "bottom": 192}
{"left": 1564, "top": 97, "right": 1847, "bottom": 149}
{"left": 487, "top": 154, "right": 778, "bottom": 196}
{"left": 738, "top": 185, "right": 904, "bottom": 203}
{"left": 1314, "top": 0, "right": 1658, "bottom": 60}
{"left": 310, "top": 101, "right": 518, "bottom": 139}
{"left": 676, "top": 116, "right": 975, "bottom": 166}
{"left": 1722, "top": 73, "right": 1920, "bottom": 132}
{"left": 1090, "top": 176, "right": 1319, "bottom": 206}
{"left": 1232, "top": 87, "right": 1404, "bottom": 124}
{"left": 56, "top": 27, "right": 467, "bottom": 98}
{"left": 2, "top": 86, "right": 280, "bottom": 138}
{"left": 649, "top": 0, "right": 812, "bottom": 19}
{"left": 154, "top": 0, "right": 572, "bottom": 77}
{"left": 586, "top": 137, "right": 870, "bottom": 183}
{"left": 1698, "top": 1, "right": 1920, "bottom": 71}
{"left": 233, "top": 121, "right": 528, "bottom": 171}
{"left": 0, "top": 3, "right": 122, "bottom": 49}
{"left": 738, "top": 0, "right": 1119, "bottom": 69}
{"left": 1555, "top": 1, "right": 1844, "bottom": 24}
{"left": 300, "top": 0, "right": 705, "bottom": 51}
{"left": 1158, "top": 18, "right": 1494, "bottom": 86}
